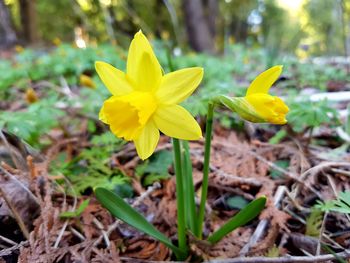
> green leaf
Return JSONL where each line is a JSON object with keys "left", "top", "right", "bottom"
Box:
{"left": 269, "top": 160, "right": 290, "bottom": 180}
{"left": 207, "top": 196, "right": 267, "bottom": 244}
{"left": 316, "top": 191, "right": 350, "bottom": 214}
{"left": 95, "top": 187, "right": 185, "bottom": 258}
{"left": 135, "top": 150, "right": 173, "bottom": 187}
{"left": 226, "top": 195, "right": 249, "bottom": 210}
{"left": 60, "top": 199, "right": 90, "bottom": 218}
{"left": 114, "top": 183, "right": 134, "bottom": 198}
{"left": 143, "top": 150, "right": 173, "bottom": 175}
{"left": 305, "top": 208, "right": 323, "bottom": 237}
{"left": 268, "top": 129, "right": 287, "bottom": 144}
{"left": 182, "top": 141, "right": 197, "bottom": 234}
{"left": 143, "top": 173, "right": 170, "bottom": 186}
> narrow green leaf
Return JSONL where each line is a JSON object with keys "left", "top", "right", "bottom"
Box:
{"left": 322, "top": 244, "right": 347, "bottom": 263}
{"left": 59, "top": 211, "right": 77, "bottom": 218}
{"left": 207, "top": 196, "right": 267, "bottom": 244}
{"left": 268, "top": 129, "right": 287, "bottom": 144}
{"left": 75, "top": 199, "right": 90, "bottom": 215}
{"left": 182, "top": 141, "right": 197, "bottom": 234}
{"left": 60, "top": 199, "right": 90, "bottom": 219}
{"left": 95, "top": 187, "right": 184, "bottom": 257}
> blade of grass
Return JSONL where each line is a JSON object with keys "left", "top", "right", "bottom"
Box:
{"left": 172, "top": 139, "right": 188, "bottom": 256}
{"left": 207, "top": 196, "right": 266, "bottom": 244}
{"left": 182, "top": 140, "right": 197, "bottom": 234}
{"left": 95, "top": 187, "right": 185, "bottom": 259}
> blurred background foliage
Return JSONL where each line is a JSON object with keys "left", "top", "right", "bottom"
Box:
{"left": 1, "top": 0, "right": 350, "bottom": 58}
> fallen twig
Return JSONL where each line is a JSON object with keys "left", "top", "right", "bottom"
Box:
{"left": 0, "top": 234, "right": 18, "bottom": 246}
{"left": 0, "top": 130, "right": 22, "bottom": 170}
{"left": 239, "top": 186, "right": 286, "bottom": 256}
{"left": 118, "top": 250, "right": 350, "bottom": 263}
{"left": 93, "top": 216, "right": 110, "bottom": 247}
{"left": 0, "top": 185, "right": 30, "bottom": 239}
{"left": 206, "top": 250, "right": 350, "bottom": 263}
{"left": 0, "top": 241, "right": 29, "bottom": 257}
{"left": 0, "top": 164, "right": 39, "bottom": 205}
{"left": 53, "top": 177, "right": 77, "bottom": 248}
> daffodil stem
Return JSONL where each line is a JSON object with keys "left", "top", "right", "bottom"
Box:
{"left": 172, "top": 138, "right": 188, "bottom": 256}
{"left": 197, "top": 102, "right": 215, "bottom": 239}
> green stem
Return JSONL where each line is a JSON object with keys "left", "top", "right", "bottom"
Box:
{"left": 182, "top": 141, "right": 197, "bottom": 233}
{"left": 197, "top": 102, "right": 215, "bottom": 239}
{"left": 172, "top": 138, "right": 187, "bottom": 255}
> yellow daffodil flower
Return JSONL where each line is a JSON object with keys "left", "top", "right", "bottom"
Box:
{"left": 244, "top": 65, "right": 289, "bottom": 124}
{"left": 217, "top": 65, "right": 289, "bottom": 125}
{"left": 25, "top": 88, "right": 38, "bottom": 104}
{"left": 96, "top": 31, "right": 203, "bottom": 160}
{"left": 218, "top": 65, "right": 289, "bottom": 125}
{"left": 80, "top": 74, "right": 96, "bottom": 89}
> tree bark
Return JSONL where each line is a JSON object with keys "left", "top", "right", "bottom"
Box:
{"left": 19, "top": 0, "right": 38, "bottom": 44}
{"left": 0, "top": 0, "right": 18, "bottom": 49}
{"left": 182, "top": 0, "right": 214, "bottom": 53}
{"left": 206, "top": 0, "right": 218, "bottom": 38}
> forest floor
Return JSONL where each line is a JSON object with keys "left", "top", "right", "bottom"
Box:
{"left": 1, "top": 123, "right": 350, "bottom": 262}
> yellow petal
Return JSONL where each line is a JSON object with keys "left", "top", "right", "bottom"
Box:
{"left": 134, "top": 120, "right": 160, "bottom": 160}
{"left": 245, "top": 94, "right": 289, "bottom": 124}
{"left": 126, "top": 30, "right": 162, "bottom": 92}
{"left": 99, "top": 104, "right": 108, "bottom": 124}
{"left": 134, "top": 52, "right": 162, "bottom": 92}
{"left": 156, "top": 67, "right": 204, "bottom": 104}
{"left": 153, "top": 105, "right": 202, "bottom": 140}
{"left": 246, "top": 65, "right": 283, "bottom": 96}
{"left": 95, "top": 61, "right": 133, "bottom": 96}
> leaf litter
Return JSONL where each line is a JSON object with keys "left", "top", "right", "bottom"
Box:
{"left": 1, "top": 109, "right": 350, "bottom": 262}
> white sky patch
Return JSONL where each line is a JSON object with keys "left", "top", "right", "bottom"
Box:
{"left": 277, "top": 0, "right": 305, "bottom": 12}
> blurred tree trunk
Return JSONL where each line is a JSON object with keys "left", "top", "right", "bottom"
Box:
{"left": 99, "top": 2, "right": 116, "bottom": 44}
{"left": 206, "top": 0, "right": 218, "bottom": 38}
{"left": 182, "top": 0, "right": 215, "bottom": 53}
{"left": 19, "top": 0, "right": 38, "bottom": 44}
{"left": 0, "top": 0, "right": 18, "bottom": 49}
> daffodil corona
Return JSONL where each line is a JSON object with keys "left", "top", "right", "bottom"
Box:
{"left": 96, "top": 31, "right": 203, "bottom": 160}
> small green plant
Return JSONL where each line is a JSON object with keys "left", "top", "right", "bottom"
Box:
{"left": 305, "top": 208, "right": 323, "bottom": 237}
{"left": 136, "top": 150, "right": 173, "bottom": 186}
{"left": 60, "top": 199, "right": 90, "bottom": 219}
{"left": 287, "top": 99, "right": 339, "bottom": 134}
{"left": 265, "top": 244, "right": 280, "bottom": 257}
{"left": 269, "top": 160, "right": 290, "bottom": 180}
{"left": 52, "top": 132, "right": 130, "bottom": 195}
{"left": 316, "top": 191, "right": 350, "bottom": 214}
{"left": 0, "top": 97, "right": 64, "bottom": 147}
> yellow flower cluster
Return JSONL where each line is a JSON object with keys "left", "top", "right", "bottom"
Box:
{"left": 96, "top": 31, "right": 289, "bottom": 160}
